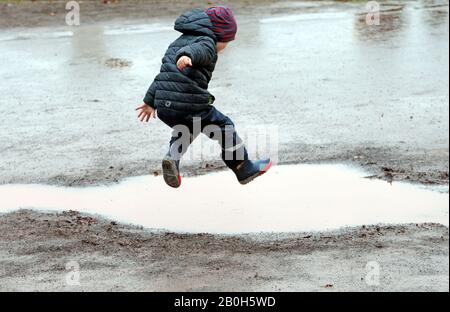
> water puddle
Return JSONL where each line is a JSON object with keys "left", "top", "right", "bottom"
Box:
{"left": 0, "top": 165, "right": 447, "bottom": 234}
{"left": 260, "top": 11, "right": 351, "bottom": 24}
{"left": 0, "top": 23, "right": 173, "bottom": 42}
{"left": 0, "top": 30, "right": 74, "bottom": 42}
{"left": 103, "top": 24, "right": 173, "bottom": 36}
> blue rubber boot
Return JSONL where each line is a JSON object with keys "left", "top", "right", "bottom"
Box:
{"left": 231, "top": 159, "right": 272, "bottom": 185}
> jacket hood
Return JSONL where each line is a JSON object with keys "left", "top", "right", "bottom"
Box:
{"left": 174, "top": 9, "right": 216, "bottom": 41}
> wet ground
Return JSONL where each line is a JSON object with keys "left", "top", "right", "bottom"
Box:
{"left": 0, "top": 0, "right": 448, "bottom": 186}
{"left": 0, "top": 210, "right": 448, "bottom": 291}
{"left": 0, "top": 0, "right": 448, "bottom": 292}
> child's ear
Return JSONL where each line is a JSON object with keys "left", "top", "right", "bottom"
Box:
{"left": 216, "top": 42, "right": 229, "bottom": 52}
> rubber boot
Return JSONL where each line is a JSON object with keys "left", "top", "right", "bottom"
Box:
{"left": 231, "top": 158, "right": 272, "bottom": 185}
{"left": 162, "top": 153, "right": 181, "bottom": 188}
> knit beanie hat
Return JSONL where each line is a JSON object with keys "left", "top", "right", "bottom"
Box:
{"left": 205, "top": 6, "right": 237, "bottom": 42}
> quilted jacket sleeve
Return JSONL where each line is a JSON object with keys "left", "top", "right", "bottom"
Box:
{"left": 175, "top": 37, "right": 216, "bottom": 67}
{"left": 143, "top": 80, "right": 157, "bottom": 108}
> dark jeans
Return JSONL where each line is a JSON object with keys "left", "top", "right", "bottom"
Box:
{"left": 157, "top": 105, "right": 248, "bottom": 169}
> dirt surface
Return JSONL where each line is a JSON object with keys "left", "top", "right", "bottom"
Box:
{"left": 0, "top": 210, "right": 448, "bottom": 291}
{"left": 0, "top": 0, "right": 352, "bottom": 29}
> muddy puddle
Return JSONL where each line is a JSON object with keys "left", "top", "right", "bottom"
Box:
{"left": 0, "top": 165, "right": 447, "bottom": 234}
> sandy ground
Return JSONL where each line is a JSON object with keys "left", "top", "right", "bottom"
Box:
{"left": 0, "top": 210, "right": 448, "bottom": 291}
{"left": 0, "top": 0, "right": 449, "bottom": 292}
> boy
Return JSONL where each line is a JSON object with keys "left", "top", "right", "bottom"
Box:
{"left": 136, "top": 6, "right": 271, "bottom": 188}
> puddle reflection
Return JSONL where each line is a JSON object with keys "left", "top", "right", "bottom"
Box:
{"left": 0, "top": 165, "right": 448, "bottom": 234}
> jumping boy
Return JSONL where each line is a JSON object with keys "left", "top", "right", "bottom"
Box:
{"left": 136, "top": 6, "right": 272, "bottom": 188}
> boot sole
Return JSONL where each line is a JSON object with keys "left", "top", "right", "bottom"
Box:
{"left": 162, "top": 158, "right": 181, "bottom": 188}
{"left": 239, "top": 160, "right": 273, "bottom": 185}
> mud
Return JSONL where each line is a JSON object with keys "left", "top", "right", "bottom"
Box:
{"left": 0, "top": 0, "right": 354, "bottom": 29}
{"left": 0, "top": 210, "right": 448, "bottom": 291}
{"left": 0, "top": 0, "right": 448, "bottom": 187}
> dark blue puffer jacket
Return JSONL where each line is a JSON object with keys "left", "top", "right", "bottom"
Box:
{"left": 143, "top": 9, "right": 218, "bottom": 112}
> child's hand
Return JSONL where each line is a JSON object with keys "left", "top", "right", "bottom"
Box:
{"left": 177, "top": 56, "right": 192, "bottom": 70}
{"left": 135, "top": 104, "right": 156, "bottom": 122}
